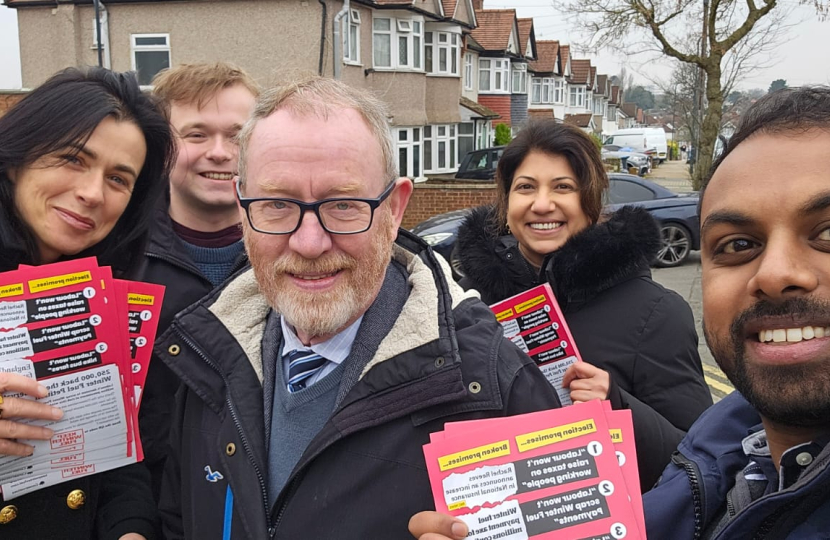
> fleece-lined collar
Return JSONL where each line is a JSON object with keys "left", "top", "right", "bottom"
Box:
{"left": 206, "top": 243, "right": 479, "bottom": 383}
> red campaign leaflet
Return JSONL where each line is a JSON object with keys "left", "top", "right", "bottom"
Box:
{"left": 117, "top": 279, "right": 164, "bottom": 410}
{"left": 423, "top": 400, "right": 642, "bottom": 540}
{"left": 438, "top": 403, "right": 645, "bottom": 539}
{"left": 113, "top": 279, "right": 165, "bottom": 464}
{"left": 603, "top": 409, "right": 645, "bottom": 539}
{"left": 0, "top": 258, "right": 139, "bottom": 499}
{"left": 489, "top": 284, "right": 583, "bottom": 405}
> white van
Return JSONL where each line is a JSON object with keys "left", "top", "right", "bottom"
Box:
{"left": 605, "top": 128, "right": 668, "bottom": 163}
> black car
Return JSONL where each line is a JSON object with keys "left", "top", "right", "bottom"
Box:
{"left": 454, "top": 146, "right": 504, "bottom": 180}
{"left": 411, "top": 174, "right": 700, "bottom": 275}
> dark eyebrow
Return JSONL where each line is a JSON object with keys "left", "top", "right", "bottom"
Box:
{"left": 799, "top": 191, "right": 830, "bottom": 215}
{"left": 515, "top": 175, "right": 575, "bottom": 182}
{"left": 701, "top": 211, "right": 754, "bottom": 235}
{"left": 67, "top": 142, "right": 139, "bottom": 179}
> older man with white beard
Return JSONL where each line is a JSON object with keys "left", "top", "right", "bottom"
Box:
{"left": 155, "top": 77, "right": 562, "bottom": 540}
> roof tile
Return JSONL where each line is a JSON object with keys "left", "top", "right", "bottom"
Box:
{"left": 470, "top": 9, "right": 516, "bottom": 52}
{"left": 528, "top": 108, "right": 555, "bottom": 119}
{"left": 570, "top": 59, "right": 591, "bottom": 85}
{"left": 564, "top": 113, "right": 593, "bottom": 128}
{"left": 517, "top": 18, "right": 533, "bottom": 57}
{"left": 441, "top": 0, "right": 458, "bottom": 18}
{"left": 528, "top": 40, "right": 559, "bottom": 73}
{"left": 558, "top": 44, "right": 570, "bottom": 75}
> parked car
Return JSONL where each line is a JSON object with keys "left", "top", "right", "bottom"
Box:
{"left": 601, "top": 145, "right": 651, "bottom": 176}
{"left": 412, "top": 174, "right": 700, "bottom": 276}
{"left": 454, "top": 146, "right": 504, "bottom": 180}
{"left": 605, "top": 128, "right": 668, "bottom": 163}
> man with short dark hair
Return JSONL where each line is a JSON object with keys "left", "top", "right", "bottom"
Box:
{"left": 643, "top": 86, "right": 830, "bottom": 538}
{"left": 156, "top": 76, "right": 561, "bottom": 539}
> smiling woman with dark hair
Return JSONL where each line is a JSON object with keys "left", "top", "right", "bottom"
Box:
{"left": 455, "top": 120, "right": 713, "bottom": 491}
{"left": 0, "top": 66, "right": 174, "bottom": 539}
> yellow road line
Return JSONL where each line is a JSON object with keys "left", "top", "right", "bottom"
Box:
{"left": 705, "top": 375, "right": 734, "bottom": 396}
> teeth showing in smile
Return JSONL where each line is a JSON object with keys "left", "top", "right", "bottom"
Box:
{"left": 758, "top": 326, "right": 830, "bottom": 343}
{"left": 295, "top": 273, "right": 336, "bottom": 281}
{"left": 202, "top": 172, "right": 233, "bottom": 180}
{"left": 529, "top": 222, "right": 563, "bottom": 230}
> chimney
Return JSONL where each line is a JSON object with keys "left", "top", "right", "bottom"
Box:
{"left": 472, "top": 0, "right": 484, "bottom": 10}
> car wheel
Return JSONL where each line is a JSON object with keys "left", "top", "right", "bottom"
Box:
{"left": 655, "top": 223, "right": 691, "bottom": 267}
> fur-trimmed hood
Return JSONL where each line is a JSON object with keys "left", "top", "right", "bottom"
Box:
{"left": 456, "top": 204, "right": 661, "bottom": 307}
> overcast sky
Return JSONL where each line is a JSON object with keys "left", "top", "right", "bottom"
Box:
{"left": 1, "top": 0, "right": 828, "bottom": 90}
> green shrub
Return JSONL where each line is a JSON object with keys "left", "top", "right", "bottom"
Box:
{"left": 589, "top": 132, "right": 603, "bottom": 152}
{"left": 494, "top": 123, "right": 512, "bottom": 146}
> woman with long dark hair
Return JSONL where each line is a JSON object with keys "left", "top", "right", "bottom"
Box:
{"left": 0, "top": 67, "right": 174, "bottom": 539}
{"left": 455, "top": 120, "right": 712, "bottom": 491}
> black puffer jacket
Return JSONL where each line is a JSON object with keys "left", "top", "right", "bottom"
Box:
{"left": 133, "top": 204, "right": 247, "bottom": 501}
{"left": 156, "top": 232, "right": 562, "bottom": 539}
{"left": 457, "top": 205, "right": 713, "bottom": 490}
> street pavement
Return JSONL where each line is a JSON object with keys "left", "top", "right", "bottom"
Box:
{"left": 647, "top": 160, "right": 734, "bottom": 403}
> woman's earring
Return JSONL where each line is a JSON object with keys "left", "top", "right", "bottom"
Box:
{"left": 505, "top": 222, "right": 511, "bottom": 234}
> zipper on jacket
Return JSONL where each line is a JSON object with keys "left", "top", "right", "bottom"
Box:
{"left": 672, "top": 451, "right": 705, "bottom": 540}
{"left": 270, "top": 470, "right": 306, "bottom": 538}
{"left": 175, "top": 328, "right": 273, "bottom": 534}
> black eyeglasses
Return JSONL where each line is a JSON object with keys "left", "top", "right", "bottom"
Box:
{"left": 236, "top": 179, "right": 396, "bottom": 235}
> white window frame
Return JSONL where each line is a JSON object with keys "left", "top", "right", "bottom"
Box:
{"left": 458, "top": 122, "right": 475, "bottom": 158}
{"left": 395, "top": 127, "right": 422, "bottom": 180}
{"left": 343, "top": 9, "right": 361, "bottom": 64}
{"left": 130, "top": 33, "right": 170, "bottom": 87}
{"left": 425, "top": 30, "right": 459, "bottom": 76}
{"left": 373, "top": 16, "right": 423, "bottom": 71}
{"left": 423, "top": 124, "right": 458, "bottom": 173}
{"left": 554, "top": 79, "right": 564, "bottom": 104}
{"left": 569, "top": 85, "right": 585, "bottom": 108}
{"left": 511, "top": 63, "right": 527, "bottom": 94}
{"left": 531, "top": 78, "right": 542, "bottom": 103}
{"left": 478, "top": 58, "right": 510, "bottom": 94}
{"left": 464, "top": 53, "right": 474, "bottom": 90}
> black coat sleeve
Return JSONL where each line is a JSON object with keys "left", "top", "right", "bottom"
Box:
{"left": 608, "top": 290, "right": 713, "bottom": 491}
{"left": 159, "top": 385, "right": 187, "bottom": 540}
{"left": 96, "top": 462, "right": 159, "bottom": 540}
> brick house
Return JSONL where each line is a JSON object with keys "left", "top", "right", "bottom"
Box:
{"left": 468, "top": 4, "right": 526, "bottom": 131}
{"left": 527, "top": 40, "right": 562, "bottom": 121}
{"left": 5, "top": 0, "right": 480, "bottom": 178}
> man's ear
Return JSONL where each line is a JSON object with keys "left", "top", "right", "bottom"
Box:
{"left": 387, "top": 177, "right": 414, "bottom": 230}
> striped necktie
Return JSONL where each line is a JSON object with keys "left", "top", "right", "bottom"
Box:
{"left": 286, "top": 349, "right": 327, "bottom": 392}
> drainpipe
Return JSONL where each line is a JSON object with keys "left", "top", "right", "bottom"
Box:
{"left": 93, "top": 0, "right": 103, "bottom": 66}
{"left": 317, "top": 0, "right": 326, "bottom": 75}
{"left": 333, "top": 0, "right": 349, "bottom": 79}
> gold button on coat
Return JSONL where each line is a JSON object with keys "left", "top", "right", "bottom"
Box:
{"left": 0, "top": 505, "right": 18, "bottom": 524}
{"left": 66, "top": 489, "right": 86, "bottom": 510}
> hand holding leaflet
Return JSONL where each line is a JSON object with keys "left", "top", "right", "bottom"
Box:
{"left": 489, "top": 284, "right": 583, "bottom": 406}
{"left": 0, "top": 258, "right": 164, "bottom": 499}
{"left": 423, "top": 400, "right": 643, "bottom": 540}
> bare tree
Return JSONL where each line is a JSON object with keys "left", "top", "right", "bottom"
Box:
{"left": 554, "top": 0, "right": 812, "bottom": 188}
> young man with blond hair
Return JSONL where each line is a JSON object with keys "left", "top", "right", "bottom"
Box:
{"left": 136, "top": 63, "right": 258, "bottom": 499}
